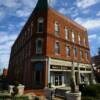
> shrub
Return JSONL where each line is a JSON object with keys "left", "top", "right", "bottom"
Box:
{"left": 48, "top": 83, "right": 52, "bottom": 88}
{"left": 82, "top": 96, "right": 97, "bottom": 100}
{"left": 82, "top": 85, "right": 98, "bottom": 97}
{"left": 81, "top": 84, "right": 100, "bottom": 97}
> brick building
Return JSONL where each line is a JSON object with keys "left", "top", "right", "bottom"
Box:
{"left": 8, "top": 0, "right": 92, "bottom": 89}
{"left": 92, "top": 48, "right": 100, "bottom": 70}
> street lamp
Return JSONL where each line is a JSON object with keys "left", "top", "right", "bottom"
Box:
{"left": 91, "top": 63, "right": 96, "bottom": 84}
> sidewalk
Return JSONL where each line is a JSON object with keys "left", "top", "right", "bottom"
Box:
{"left": 25, "top": 89, "right": 64, "bottom": 100}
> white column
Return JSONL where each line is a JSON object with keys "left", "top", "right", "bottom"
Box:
{"left": 48, "top": 57, "right": 51, "bottom": 84}
{"left": 91, "top": 64, "right": 96, "bottom": 84}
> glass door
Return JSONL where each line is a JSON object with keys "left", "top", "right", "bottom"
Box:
{"left": 55, "top": 75, "right": 62, "bottom": 86}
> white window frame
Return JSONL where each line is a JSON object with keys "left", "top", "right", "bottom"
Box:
{"left": 66, "top": 46, "right": 70, "bottom": 57}
{"left": 74, "top": 47, "right": 77, "bottom": 57}
{"left": 84, "top": 38, "right": 86, "bottom": 46}
{"left": 55, "top": 41, "right": 60, "bottom": 55}
{"left": 55, "top": 21, "right": 60, "bottom": 35}
{"left": 65, "top": 27, "right": 69, "bottom": 40}
{"left": 85, "top": 50, "right": 89, "bottom": 61}
{"left": 72, "top": 31, "right": 75, "bottom": 42}
{"left": 78, "top": 34, "right": 81, "bottom": 45}
{"left": 80, "top": 49, "right": 83, "bottom": 60}
{"left": 36, "top": 38, "right": 43, "bottom": 54}
{"left": 37, "top": 17, "right": 44, "bottom": 33}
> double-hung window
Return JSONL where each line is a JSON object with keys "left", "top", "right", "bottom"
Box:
{"left": 55, "top": 21, "right": 60, "bottom": 35}
{"left": 72, "top": 31, "right": 75, "bottom": 42}
{"left": 37, "top": 18, "right": 44, "bottom": 33}
{"left": 55, "top": 41, "right": 60, "bottom": 54}
{"left": 36, "top": 38, "right": 43, "bottom": 54}
{"left": 66, "top": 46, "right": 70, "bottom": 56}
{"left": 80, "top": 49, "right": 83, "bottom": 60}
{"left": 65, "top": 27, "right": 69, "bottom": 40}
{"left": 74, "top": 48, "right": 77, "bottom": 57}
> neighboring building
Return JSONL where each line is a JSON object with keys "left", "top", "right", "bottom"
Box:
{"left": 92, "top": 48, "right": 100, "bottom": 82}
{"left": 92, "top": 48, "right": 100, "bottom": 72}
{"left": 8, "top": 0, "right": 92, "bottom": 89}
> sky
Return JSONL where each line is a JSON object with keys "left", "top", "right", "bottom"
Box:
{"left": 0, "top": 0, "right": 100, "bottom": 71}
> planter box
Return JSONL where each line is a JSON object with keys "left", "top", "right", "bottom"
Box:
{"left": 9, "top": 85, "right": 14, "bottom": 94}
{"left": 66, "top": 91, "right": 81, "bottom": 100}
{"left": 9, "top": 85, "right": 25, "bottom": 96}
{"left": 17, "top": 85, "right": 25, "bottom": 96}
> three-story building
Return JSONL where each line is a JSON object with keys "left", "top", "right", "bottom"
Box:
{"left": 8, "top": 0, "right": 92, "bottom": 89}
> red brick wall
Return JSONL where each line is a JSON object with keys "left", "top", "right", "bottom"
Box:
{"left": 46, "top": 8, "right": 90, "bottom": 64}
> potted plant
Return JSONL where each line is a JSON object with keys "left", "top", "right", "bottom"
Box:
{"left": 66, "top": 77, "right": 81, "bottom": 100}
{"left": 9, "top": 81, "right": 25, "bottom": 96}
{"left": 66, "top": 62, "right": 81, "bottom": 100}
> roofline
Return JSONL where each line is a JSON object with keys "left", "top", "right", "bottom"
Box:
{"left": 49, "top": 7, "right": 87, "bottom": 31}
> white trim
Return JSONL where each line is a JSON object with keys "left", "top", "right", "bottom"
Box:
{"left": 48, "top": 57, "right": 51, "bottom": 83}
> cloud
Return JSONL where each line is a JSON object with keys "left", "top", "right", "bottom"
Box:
{"left": 89, "top": 34, "right": 97, "bottom": 40}
{"left": 96, "top": 11, "right": 100, "bottom": 16}
{"left": 0, "top": 32, "right": 18, "bottom": 69}
{"left": 16, "top": 9, "right": 31, "bottom": 17}
{"left": 75, "top": 17, "right": 100, "bottom": 29}
{"left": 48, "top": 0, "right": 56, "bottom": 6}
{"left": 76, "top": 0, "right": 100, "bottom": 9}
{"left": 58, "top": 8, "right": 67, "bottom": 15}
{"left": 0, "top": 11, "right": 5, "bottom": 21}
{"left": 0, "top": 0, "right": 20, "bottom": 8}
{"left": 21, "top": 0, "right": 37, "bottom": 8}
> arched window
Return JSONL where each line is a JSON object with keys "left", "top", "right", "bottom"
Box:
{"left": 55, "top": 21, "right": 60, "bottom": 35}
{"left": 74, "top": 47, "right": 77, "bottom": 57}
{"left": 65, "top": 27, "right": 69, "bottom": 40}
{"left": 78, "top": 34, "right": 81, "bottom": 45}
{"left": 37, "top": 18, "right": 44, "bottom": 33}
{"left": 55, "top": 41, "right": 60, "bottom": 54}
{"left": 66, "top": 46, "right": 70, "bottom": 56}
{"left": 72, "top": 31, "right": 75, "bottom": 42}
{"left": 36, "top": 38, "right": 43, "bottom": 54}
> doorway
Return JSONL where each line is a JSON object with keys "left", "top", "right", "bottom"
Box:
{"left": 54, "top": 74, "right": 62, "bottom": 86}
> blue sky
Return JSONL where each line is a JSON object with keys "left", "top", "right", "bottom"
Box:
{"left": 0, "top": 0, "right": 100, "bottom": 71}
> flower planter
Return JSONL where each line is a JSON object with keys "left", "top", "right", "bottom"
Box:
{"left": 17, "top": 85, "right": 25, "bottom": 96}
{"left": 9, "top": 85, "right": 25, "bottom": 96}
{"left": 9, "top": 85, "right": 14, "bottom": 94}
{"left": 66, "top": 91, "right": 81, "bottom": 100}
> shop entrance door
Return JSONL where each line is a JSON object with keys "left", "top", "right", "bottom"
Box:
{"left": 55, "top": 75, "right": 62, "bottom": 86}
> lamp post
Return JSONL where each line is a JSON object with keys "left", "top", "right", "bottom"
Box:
{"left": 91, "top": 63, "right": 96, "bottom": 84}
{"left": 77, "top": 61, "right": 81, "bottom": 85}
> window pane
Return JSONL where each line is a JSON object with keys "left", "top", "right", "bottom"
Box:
{"left": 72, "top": 32, "right": 75, "bottom": 42}
{"left": 36, "top": 39, "right": 43, "bottom": 54}
{"left": 80, "top": 50, "right": 83, "bottom": 59}
{"left": 78, "top": 34, "right": 81, "bottom": 44}
{"left": 38, "top": 18, "right": 44, "bottom": 33}
{"left": 65, "top": 28, "right": 69, "bottom": 40}
{"left": 55, "top": 22, "right": 60, "bottom": 34}
{"left": 66, "top": 47, "right": 70, "bottom": 56}
{"left": 38, "top": 23, "right": 43, "bottom": 32}
{"left": 55, "top": 42, "right": 60, "bottom": 54}
{"left": 74, "top": 48, "right": 77, "bottom": 57}
{"left": 86, "top": 51, "right": 88, "bottom": 61}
